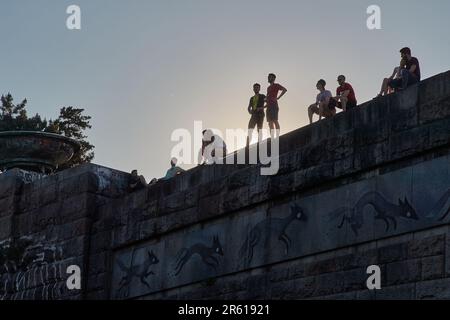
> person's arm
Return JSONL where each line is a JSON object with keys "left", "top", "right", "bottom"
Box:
{"left": 248, "top": 97, "right": 253, "bottom": 115}
{"left": 409, "top": 64, "right": 417, "bottom": 74}
{"left": 389, "top": 67, "right": 398, "bottom": 80}
{"left": 339, "top": 90, "right": 350, "bottom": 98}
{"left": 129, "top": 182, "right": 138, "bottom": 188}
{"left": 334, "top": 87, "right": 349, "bottom": 99}
{"left": 257, "top": 95, "right": 265, "bottom": 112}
{"left": 277, "top": 85, "right": 287, "bottom": 100}
{"left": 176, "top": 167, "right": 185, "bottom": 175}
{"left": 139, "top": 175, "right": 147, "bottom": 186}
{"left": 198, "top": 148, "right": 204, "bottom": 165}
{"left": 262, "top": 95, "right": 268, "bottom": 108}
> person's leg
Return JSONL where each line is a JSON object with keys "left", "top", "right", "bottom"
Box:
{"left": 274, "top": 106, "right": 280, "bottom": 137}
{"left": 387, "top": 84, "right": 393, "bottom": 94}
{"left": 330, "top": 107, "right": 336, "bottom": 117}
{"left": 388, "top": 78, "right": 401, "bottom": 92}
{"left": 247, "top": 129, "right": 253, "bottom": 147}
{"left": 321, "top": 102, "right": 335, "bottom": 118}
{"left": 318, "top": 102, "right": 325, "bottom": 121}
{"left": 401, "top": 68, "right": 410, "bottom": 90}
{"left": 270, "top": 123, "right": 278, "bottom": 139}
{"left": 379, "top": 78, "right": 389, "bottom": 96}
{"left": 340, "top": 96, "right": 348, "bottom": 111}
{"left": 256, "top": 117, "right": 264, "bottom": 143}
{"left": 274, "top": 121, "right": 280, "bottom": 130}
{"left": 308, "top": 104, "right": 318, "bottom": 124}
{"left": 247, "top": 117, "right": 256, "bottom": 147}
{"left": 407, "top": 73, "right": 418, "bottom": 86}
{"left": 346, "top": 101, "right": 357, "bottom": 110}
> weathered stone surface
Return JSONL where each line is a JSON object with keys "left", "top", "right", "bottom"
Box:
{"left": 385, "top": 259, "right": 422, "bottom": 286}
{"left": 408, "top": 235, "right": 445, "bottom": 258}
{"left": 375, "top": 283, "right": 416, "bottom": 300}
{"left": 378, "top": 243, "right": 409, "bottom": 264}
{"left": 0, "top": 216, "right": 12, "bottom": 238}
{"left": 416, "top": 278, "right": 450, "bottom": 299}
{"left": 421, "top": 255, "right": 444, "bottom": 280}
{"left": 1, "top": 71, "right": 450, "bottom": 301}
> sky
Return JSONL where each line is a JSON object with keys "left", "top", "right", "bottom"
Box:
{"left": 1, "top": 0, "right": 450, "bottom": 179}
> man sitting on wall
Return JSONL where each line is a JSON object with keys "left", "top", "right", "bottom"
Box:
{"left": 128, "top": 169, "right": 147, "bottom": 192}
{"left": 307, "top": 79, "right": 336, "bottom": 124}
{"left": 162, "top": 157, "right": 185, "bottom": 180}
{"left": 388, "top": 47, "right": 421, "bottom": 91}
{"left": 332, "top": 75, "right": 357, "bottom": 112}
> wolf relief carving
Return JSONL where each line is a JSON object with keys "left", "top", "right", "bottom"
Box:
{"left": 173, "top": 236, "right": 224, "bottom": 276}
{"left": 116, "top": 249, "right": 159, "bottom": 298}
{"left": 238, "top": 204, "right": 306, "bottom": 267}
{"left": 330, "top": 191, "right": 421, "bottom": 235}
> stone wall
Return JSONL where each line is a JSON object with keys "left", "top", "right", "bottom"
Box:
{"left": 0, "top": 70, "right": 449, "bottom": 300}
{"left": 0, "top": 165, "right": 129, "bottom": 299}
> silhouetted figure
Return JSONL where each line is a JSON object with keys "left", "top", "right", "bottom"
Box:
{"left": 128, "top": 169, "right": 147, "bottom": 192}
{"left": 378, "top": 58, "right": 407, "bottom": 96}
{"left": 246, "top": 83, "right": 266, "bottom": 147}
{"left": 265, "top": 73, "right": 287, "bottom": 137}
{"left": 333, "top": 75, "right": 357, "bottom": 111}
{"left": 388, "top": 47, "right": 421, "bottom": 90}
{"left": 198, "top": 129, "right": 227, "bottom": 165}
{"left": 162, "top": 157, "right": 185, "bottom": 180}
{"left": 308, "top": 79, "right": 336, "bottom": 124}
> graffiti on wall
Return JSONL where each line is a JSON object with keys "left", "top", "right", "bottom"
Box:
{"left": 0, "top": 237, "right": 64, "bottom": 300}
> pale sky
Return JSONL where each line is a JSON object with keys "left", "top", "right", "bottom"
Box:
{"left": 1, "top": 0, "right": 450, "bottom": 179}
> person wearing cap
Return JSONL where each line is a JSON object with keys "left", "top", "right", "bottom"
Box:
{"left": 307, "top": 79, "right": 336, "bottom": 124}
{"left": 198, "top": 129, "right": 227, "bottom": 165}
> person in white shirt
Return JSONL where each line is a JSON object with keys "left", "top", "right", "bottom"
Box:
{"left": 198, "top": 129, "right": 227, "bottom": 165}
{"left": 378, "top": 58, "right": 407, "bottom": 97}
{"left": 307, "top": 79, "right": 336, "bottom": 124}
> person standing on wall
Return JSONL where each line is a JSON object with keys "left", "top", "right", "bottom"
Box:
{"left": 265, "top": 73, "right": 287, "bottom": 138}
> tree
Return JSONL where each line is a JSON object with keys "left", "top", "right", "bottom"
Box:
{"left": 0, "top": 93, "right": 95, "bottom": 170}
{"left": 46, "top": 107, "right": 95, "bottom": 170}
{"left": 0, "top": 93, "right": 47, "bottom": 131}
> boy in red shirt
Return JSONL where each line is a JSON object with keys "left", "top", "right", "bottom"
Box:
{"left": 265, "top": 73, "right": 287, "bottom": 134}
{"left": 333, "top": 75, "right": 357, "bottom": 111}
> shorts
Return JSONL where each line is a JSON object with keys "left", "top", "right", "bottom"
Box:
{"left": 266, "top": 103, "right": 279, "bottom": 122}
{"left": 248, "top": 112, "right": 264, "bottom": 129}
{"left": 337, "top": 99, "right": 357, "bottom": 110}
{"left": 388, "top": 69, "right": 419, "bottom": 90}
